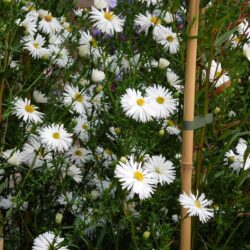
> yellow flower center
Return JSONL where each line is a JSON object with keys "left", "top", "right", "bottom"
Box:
{"left": 24, "top": 105, "right": 35, "bottom": 113}
{"left": 82, "top": 123, "right": 88, "bottom": 130}
{"left": 66, "top": 26, "right": 72, "bottom": 32}
{"left": 156, "top": 96, "right": 165, "bottom": 104}
{"left": 33, "top": 42, "right": 39, "bottom": 49}
{"left": 105, "top": 149, "right": 112, "bottom": 155}
{"left": 155, "top": 167, "right": 161, "bottom": 173}
{"left": 150, "top": 16, "right": 161, "bottom": 25}
{"left": 136, "top": 98, "right": 145, "bottom": 106}
{"left": 233, "top": 36, "right": 241, "bottom": 43}
{"left": 52, "top": 132, "right": 60, "bottom": 139}
{"left": 215, "top": 71, "right": 221, "bottom": 78}
{"left": 167, "top": 120, "right": 174, "bottom": 126}
{"left": 114, "top": 127, "right": 121, "bottom": 134}
{"left": 166, "top": 35, "right": 174, "bottom": 42}
{"left": 194, "top": 201, "right": 202, "bottom": 209}
{"left": 44, "top": 15, "right": 53, "bottom": 22}
{"left": 90, "top": 38, "right": 98, "bottom": 48}
{"left": 75, "top": 149, "right": 82, "bottom": 156}
{"left": 104, "top": 11, "right": 114, "bottom": 21}
{"left": 134, "top": 171, "right": 144, "bottom": 181}
{"left": 74, "top": 93, "right": 84, "bottom": 102}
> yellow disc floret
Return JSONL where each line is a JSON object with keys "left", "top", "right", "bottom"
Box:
{"left": 134, "top": 171, "right": 144, "bottom": 181}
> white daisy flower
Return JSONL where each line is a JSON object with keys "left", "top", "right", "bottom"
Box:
{"left": 163, "top": 120, "right": 181, "bottom": 135}
{"left": 236, "top": 138, "right": 250, "bottom": 170}
{"left": 12, "top": 98, "right": 43, "bottom": 123}
{"left": 166, "top": 69, "right": 183, "bottom": 92}
{"left": 90, "top": 7, "right": 125, "bottom": 35}
{"left": 146, "top": 85, "right": 177, "bottom": 119}
{"left": 49, "top": 45, "right": 72, "bottom": 68}
{"left": 106, "top": 126, "right": 121, "bottom": 141}
{"left": 38, "top": 10, "right": 62, "bottom": 35}
{"left": 154, "top": 27, "right": 179, "bottom": 54}
{"left": 120, "top": 88, "right": 155, "bottom": 123}
{"left": 57, "top": 192, "right": 73, "bottom": 205}
{"left": 73, "top": 116, "right": 90, "bottom": 142}
{"left": 32, "top": 231, "right": 68, "bottom": 250}
{"left": 66, "top": 145, "right": 92, "bottom": 165}
{"left": 67, "top": 165, "right": 83, "bottom": 183}
{"left": 79, "top": 31, "right": 100, "bottom": 58}
{"left": 243, "top": 43, "right": 250, "bottom": 61}
{"left": 22, "top": 34, "right": 48, "bottom": 59}
{"left": 224, "top": 149, "right": 243, "bottom": 173}
{"left": 209, "top": 60, "right": 230, "bottom": 88}
{"left": 63, "top": 84, "right": 91, "bottom": 115}
{"left": 49, "top": 34, "right": 65, "bottom": 45}
{"left": 163, "top": 11, "right": 174, "bottom": 24}
{"left": 238, "top": 19, "right": 250, "bottom": 38}
{"left": 39, "top": 124, "right": 73, "bottom": 152}
{"left": 138, "top": 0, "right": 162, "bottom": 6}
{"left": 0, "top": 195, "right": 14, "bottom": 209}
{"left": 20, "top": 135, "right": 52, "bottom": 168}
{"left": 95, "top": 146, "right": 117, "bottom": 167}
{"left": 144, "top": 155, "right": 175, "bottom": 185}
{"left": 2, "top": 148, "right": 22, "bottom": 166}
{"left": 94, "top": 0, "right": 108, "bottom": 9}
{"left": 115, "top": 157, "right": 156, "bottom": 200}
{"left": 91, "top": 69, "right": 105, "bottom": 82}
{"left": 134, "top": 12, "right": 164, "bottom": 35}
{"left": 19, "top": 17, "right": 37, "bottom": 36}
{"left": 179, "top": 192, "right": 214, "bottom": 223}
{"left": 33, "top": 90, "right": 48, "bottom": 103}
{"left": 74, "top": 8, "right": 84, "bottom": 17}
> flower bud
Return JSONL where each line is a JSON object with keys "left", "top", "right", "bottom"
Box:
{"left": 159, "top": 129, "right": 165, "bottom": 136}
{"left": 91, "top": 69, "right": 105, "bottom": 82}
{"left": 214, "top": 107, "right": 221, "bottom": 114}
{"left": 158, "top": 58, "right": 170, "bottom": 69}
{"left": 143, "top": 231, "right": 150, "bottom": 240}
{"left": 120, "top": 156, "right": 127, "bottom": 163}
{"left": 90, "top": 190, "right": 100, "bottom": 200}
{"left": 96, "top": 84, "right": 104, "bottom": 92}
{"left": 55, "top": 213, "right": 63, "bottom": 224}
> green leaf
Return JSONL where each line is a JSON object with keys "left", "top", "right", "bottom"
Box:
{"left": 215, "top": 28, "right": 238, "bottom": 46}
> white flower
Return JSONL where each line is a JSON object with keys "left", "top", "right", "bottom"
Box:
{"left": 67, "top": 165, "right": 83, "bottom": 183}
{"left": 166, "top": 69, "right": 183, "bottom": 92}
{"left": 32, "top": 231, "right": 68, "bottom": 250}
{"left": 22, "top": 34, "right": 48, "bottom": 59}
{"left": 154, "top": 27, "right": 179, "bottom": 54}
{"left": 146, "top": 85, "right": 177, "bottom": 119}
{"left": 19, "top": 17, "right": 37, "bottom": 36}
{"left": 134, "top": 12, "right": 164, "bottom": 35}
{"left": 91, "top": 69, "right": 105, "bottom": 82}
{"left": 228, "top": 110, "right": 236, "bottom": 118}
{"left": 209, "top": 60, "right": 230, "bottom": 88}
{"left": 49, "top": 45, "right": 72, "bottom": 68}
{"left": 144, "top": 155, "right": 175, "bottom": 185}
{"left": 94, "top": 0, "right": 108, "bottom": 9}
{"left": 12, "top": 98, "right": 43, "bottom": 123}
{"left": 39, "top": 124, "right": 73, "bottom": 152}
{"left": 33, "top": 90, "right": 48, "bottom": 103}
{"left": 73, "top": 116, "right": 90, "bottom": 142}
{"left": 243, "top": 43, "right": 250, "bottom": 61}
{"left": 66, "top": 145, "right": 92, "bottom": 165}
{"left": 0, "top": 195, "right": 13, "bottom": 209}
{"left": 38, "top": 10, "right": 62, "bottom": 35}
{"left": 138, "top": 0, "right": 162, "bottom": 6}
{"left": 158, "top": 58, "right": 170, "bottom": 69}
{"left": 224, "top": 150, "right": 242, "bottom": 173}
{"left": 121, "top": 88, "right": 155, "bottom": 122}
{"left": 49, "top": 34, "right": 65, "bottom": 45}
{"left": 238, "top": 19, "right": 250, "bottom": 38}
{"left": 74, "top": 8, "right": 84, "bottom": 17}
{"left": 2, "top": 148, "right": 22, "bottom": 166}
{"left": 179, "top": 192, "right": 214, "bottom": 223}
{"left": 20, "top": 135, "right": 52, "bottom": 168}
{"left": 163, "top": 11, "right": 174, "bottom": 24}
{"left": 172, "top": 214, "right": 180, "bottom": 222}
{"left": 90, "top": 7, "right": 125, "bottom": 35}
{"left": 115, "top": 157, "right": 156, "bottom": 200}
{"left": 163, "top": 120, "right": 181, "bottom": 135}
{"left": 63, "top": 84, "right": 91, "bottom": 115}
{"left": 235, "top": 138, "right": 250, "bottom": 170}
{"left": 79, "top": 31, "right": 100, "bottom": 58}
{"left": 57, "top": 192, "right": 73, "bottom": 205}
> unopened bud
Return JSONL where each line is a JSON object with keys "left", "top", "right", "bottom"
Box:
{"left": 120, "top": 156, "right": 127, "bottom": 163}
{"left": 55, "top": 213, "right": 63, "bottom": 224}
{"left": 214, "top": 107, "right": 221, "bottom": 114}
{"left": 143, "top": 231, "right": 150, "bottom": 240}
{"left": 159, "top": 129, "right": 165, "bottom": 136}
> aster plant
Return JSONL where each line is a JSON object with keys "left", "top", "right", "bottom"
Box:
{"left": 0, "top": 0, "right": 249, "bottom": 249}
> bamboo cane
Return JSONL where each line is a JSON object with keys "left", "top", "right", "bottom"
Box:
{"left": 180, "top": 1, "right": 200, "bottom": 250}
{"left": 0, "top": 238, "right": 3, "bottom": 250}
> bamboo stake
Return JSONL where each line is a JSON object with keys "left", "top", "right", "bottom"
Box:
{"left": 180, "top": 1, "right": 200, "bottom": 250}
{"left": 0, "top": 238, "right": 3, "bottom": 250}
